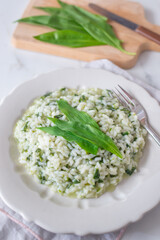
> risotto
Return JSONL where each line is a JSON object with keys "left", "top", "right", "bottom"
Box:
{"left": 14, "top": 88, "right": 147, "bottom": 198}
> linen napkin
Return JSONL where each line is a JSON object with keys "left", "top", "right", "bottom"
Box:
{"left": 0, "top": 59, "right": 159, "bottom": 240}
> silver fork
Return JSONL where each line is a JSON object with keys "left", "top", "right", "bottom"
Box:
{"left": 113, "top": 85, "right": 160, "bottom": 146}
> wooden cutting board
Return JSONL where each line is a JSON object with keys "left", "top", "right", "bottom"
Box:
{"left": 12, "top": 0, "right": 160, "bottom": 69}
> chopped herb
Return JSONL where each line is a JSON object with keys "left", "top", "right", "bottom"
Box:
{"left": 23, "top": 121, "right": 29, "bottom": 132}
{"left": 38, "top": 171, "right": 47, "bottom": 184}
{"left": 110, "top": 174, "right": 118, "bottom": 178}
{"left": 35, "top": 161, "right": 42, "bottom": 167}
{"left": 41, "top": 92, "right": 52, "bottom": 99}
{"left": 99, "top": 96, "right": 105, "bottom": 100}
{"left": 106, "top": 90, "right": 113, "bottom": 97}
{"left": 26, "top": 154, "right": 31, "bottom": 161}
{"left": 67, "top": 177, "right": 72, "bottom": 182}
{"left": 125, "top": 167, "right": 136, "bottom": 176}
{"left": 36, "top": 113, "right": 40, "bottom": 117}
{"left": 126, "top": 143, "right": 130, "bottom": 148}
{"left": 22, "top": 149, "right": 28, "bottom": 153}
{"left": 66, "top": 182, "right": 73, "bottom": 188}
{"left": 46, "top": 100, "right": 57, "bottom": 106}
{"left": 60, "top": 87, "right": 66, "bottom": 91}
{"left": 133, "top": 137, "right": 137, "bottom": 142}
{"left": 97, "top": 187, "right": 101, "bottom": 192}
{"left": 54, "top": 114, "right": 63, "bottom": 119}
{"left": 36, "top": 148, "right": 41, "bottom": 153}
{"left": 50, "top": 152, "right": 54, "bottom": 156}
{"left": 93, "top": 168, "right": 100, "bottom": 179}
{"left": 91, "top": 155, "right": 100, "bottom": 160}
{"left": 107, "top": 105, "right": 116, "bottom": 111}
{"left": 37, "top": 156, "right": 43, "bottom": 162}
{"left": 79, "top": 95, "right": 86, "bottom": 102}
{"left": 44, "top": 92, "right": 52, "bottom": 97}
{"left": 98, "top": 179, "right": 103, "bottom": 183}
{"left": 36, "top": 148, "right": 43, "bottom": 161}
{"left": 121, "top": 108, "right": 131, "bottom": 115}
{"left": 73, "top": 179, "right": 80, "bottom": 184}
{"left": 40, "top": 176, "right": 46, "bottom": 184}
{"left": 121, "top": 132, "right": 129, "bottom": 136}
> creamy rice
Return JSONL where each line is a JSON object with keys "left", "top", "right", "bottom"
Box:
{"left": 14, "top": 88, "right": 147, "bottom": 198}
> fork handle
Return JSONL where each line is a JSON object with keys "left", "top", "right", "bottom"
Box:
{"left": 145, "top": 123, "right": 160, "bottom": 146}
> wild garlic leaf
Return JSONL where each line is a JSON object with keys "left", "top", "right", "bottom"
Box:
{"left": 48, "top": 15, "right": 85, "bottom": 32}
{"left": 57, "top": 1, "right": 107, "bottom": 30}
{"left": 36, "top": 5, "right": 107, "bottom": 25}
{"left": 58, "top": 0, "right": 135, "bottom": 55}
{"left": 16, "top": 14, "right": 85, "bottom": 33}
{"left": 34, "top": 6, "right": 64, "bottom": 15}
{"left": 38, "top": 126, "right": 98, "bottom": 155}
{"left": 51, "top": 118, "right": 122, "bottom": 158}
{"left": 34, "top": 30, "right": 105, "bottom": 48}
{"left": 15, "top": 15, "right": 53, "bottom": 27}
{"left": 57, "top": 99, "right": 100, "bottom": 129}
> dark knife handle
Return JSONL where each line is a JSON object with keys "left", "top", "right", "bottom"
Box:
{"left": 135, "top": 26, "right": 160, "bottom": 45}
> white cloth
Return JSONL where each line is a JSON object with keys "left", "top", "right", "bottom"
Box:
{"left": 0, "top": 59, "right": 159, "bottom": 240}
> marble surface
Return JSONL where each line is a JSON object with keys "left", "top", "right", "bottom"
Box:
{"left": 0, "top": 0, "right": 160, "bottom": 239}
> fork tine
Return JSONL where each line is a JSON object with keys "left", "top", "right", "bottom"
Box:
{"left": 118, "top": 85, "right": 135, "bottom": 106}
{"left": 112, "top": 90, "right": 128, "bottom": 108}
{"left": 115, "top": 88, "right": 132, "bottom": 110}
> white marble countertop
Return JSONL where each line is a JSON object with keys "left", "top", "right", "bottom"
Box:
{"left": 0, "top": 0, "right": 160, "bottom": 239}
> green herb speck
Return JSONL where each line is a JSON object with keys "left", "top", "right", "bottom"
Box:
{"left": 93, "top": 169, "right": 100, "bottom": 179}
{"left": 98, "top": 179, "right": 103, "bottom": 183}
{"left": 26, "top": 154, "right": 31, "bottom": 161}
{"left": 73, "top": 179, "right": 80, "bottom": 184}
{"left": 41, "top": 92, "right": 52, "bottom": 99}
{"left": 23, "top": 121, "right": 29, "bottom": 132}
{"left": 54, "top": 114, "right": 63, "bottom": 119}
{"left": 107, "top": 105, "right": 116, "bottom": 111}
{"left": 79, "top": 95, "right": 86, "bottom": 102}
{"left": 125, "top": 167, "right": 136, "bottom": 176}
{"left": 60, "top": 88, "right": 66, "bottom": 91}
{"left": 99, "top": 96, "right": 105, "bottom": 101}
{"left": 121, "top": 132, "right": 129, "bottom": 136}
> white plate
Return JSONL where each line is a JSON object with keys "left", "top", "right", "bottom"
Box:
{"left": 0, "top": 68, "right": 160, "bottom": 235}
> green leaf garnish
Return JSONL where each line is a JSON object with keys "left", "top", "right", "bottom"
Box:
{"left": 38, "top": 126, "right": 98, "bottom": 155}
{"left": 38, "top": 99, "right": 122, "bottom": 158}
{"left": 49, "top": 117, "right": 122, "bottom": 158}
{"left": 57, "top": 99, "right": 100, "bottom": 129}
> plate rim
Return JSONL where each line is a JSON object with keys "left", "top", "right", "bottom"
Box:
{"left": 0, "top": 67, "right": 160, "bottom": 235}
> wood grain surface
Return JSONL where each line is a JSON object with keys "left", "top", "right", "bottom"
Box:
{"left": 12, "top": 0, "right": 160, "bottom": 69}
